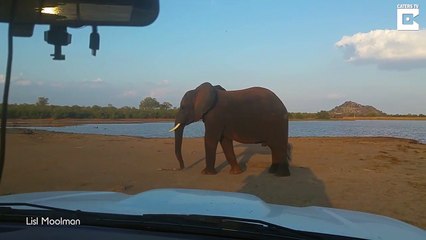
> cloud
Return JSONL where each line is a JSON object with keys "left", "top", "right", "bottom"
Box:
{"left": 0, "top": 73, "right": 33, "bottom": 86}
{"left": 15, "top": 79, "right": 32, "bottom": 86}
{"left": 160, "top": 79, "right": 169, "bottom": 85}
{"left": 0, "top": 75, "right": 29, "bottom": 85}
{"left": 326, "top": 93, "right": 345, "bottom": 100}
{"left": 149, "top": 88, "right": 171, "bottom": 98}
{"left": 336, "top": 29, "right": 426, "bottom": 70}
{"left": 119, "top": 90, "right": 138, "bottom": 98}
{"left": 50, "top": 82, "right": 65, "bottom": 88}
{"left": 148, "top": 80, "right": 173, "bottom": 98}
{"left": 91, "top": 77, "right": 104, "bottom": 83}
{"left": 83, "top": 77, "right": 104, "bottom": 84}
{"left": 0, "top": 73, "right": 45, "bottom": 87}
{"left": 81, "top": 77, "right": 105, "bottom": 88}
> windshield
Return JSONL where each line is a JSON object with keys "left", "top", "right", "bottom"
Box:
{"left": 0, "top": 0, "right": 425, "bottom": 235}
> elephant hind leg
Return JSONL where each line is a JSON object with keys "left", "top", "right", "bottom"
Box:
{"left": 220, "top": 137, "right": 242, "bottom": 174}
{"left": 269, "top": 145, "right": 290, "bottom": 177}
{"left": 268, "top": 163, "right": 279, "bottom": 173}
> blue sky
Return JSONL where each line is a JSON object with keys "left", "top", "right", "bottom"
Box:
{"left": 0, "top": 0, "right": 425, "bottom": 114}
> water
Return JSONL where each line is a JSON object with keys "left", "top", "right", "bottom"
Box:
{"left": 27, "top": 122, "right": 202, "bottom": 138}
{"left": 25, "top": 120, "right": 426, "bottom": 143}
{"left": 289, "top": 120, "right": 426, "bottom": 143}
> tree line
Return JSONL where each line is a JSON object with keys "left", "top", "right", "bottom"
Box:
{"left": 3, "top": 97, "right": 177, "bottom": 119}
{"left": 289, "top": 111, "right": 331, "bottom": 120}
{"left": 3, "top": 97, "right": 423, "bottom": 120}
{"left": 5, "top": 104, "right": 178, "bottom": 119}
{"left": 3, "top": 98, "right": 331, "bottom": 119}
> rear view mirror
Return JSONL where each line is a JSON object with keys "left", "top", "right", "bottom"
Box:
{"left": 0, "top": 0, "right": 160, "bottom": 59}
{"left": 0, "top": 0, "right": 159, "bottom": 27}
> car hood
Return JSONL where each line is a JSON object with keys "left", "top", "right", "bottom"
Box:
{"left": 0, "top": 188, "right": 424, "bottom": 240}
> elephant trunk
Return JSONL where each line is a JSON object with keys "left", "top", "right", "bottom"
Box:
{"left": 173, "top": 123, "right": 185, "bottom": 169}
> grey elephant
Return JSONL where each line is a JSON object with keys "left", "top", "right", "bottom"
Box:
{"left": 170, "top": 82, "right": 290, "bottom": 176}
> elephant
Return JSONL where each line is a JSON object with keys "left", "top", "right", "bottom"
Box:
{"left": 169, "top": 82, "right": 290, "bottom": 176}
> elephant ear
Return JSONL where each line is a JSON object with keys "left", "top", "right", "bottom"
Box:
{"left": 194, "top": 82, "right": 217, "bottom": 121}
{"left": 214, "top": 85, "right": 226, "bottom": 91}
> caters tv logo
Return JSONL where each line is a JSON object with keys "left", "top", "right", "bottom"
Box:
{"left": 397, "top": 4, "right": 420, "bottom": 31}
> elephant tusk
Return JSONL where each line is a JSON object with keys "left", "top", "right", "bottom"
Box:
{"left": 169, "top": 123, "right": 181, "bottom": 132}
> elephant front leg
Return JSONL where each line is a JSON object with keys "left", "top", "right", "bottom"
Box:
{"left": 202, "top": 135, "right": 219, "bottom": 175}
{"left": 220, "top": 137, "right": 242, "bottom": 174}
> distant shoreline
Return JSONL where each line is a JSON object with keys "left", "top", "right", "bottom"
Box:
{"left": 333, "top": 116, "right": 426, "bottom": 121}
{"left": 6, "top": 118, "right": 173, "bottom": 127}
{"left": 291, "top": 116, "right": 426, "bottom": 121}
{"left": 6, "top": 117, "right": 426, "bottom": 127}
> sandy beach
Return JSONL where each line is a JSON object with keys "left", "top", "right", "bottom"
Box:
{"left": 1, "top": 129, "right": 425, "bottom": 229}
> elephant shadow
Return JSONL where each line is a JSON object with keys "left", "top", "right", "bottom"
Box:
{"left": 216, "top": 143, "right": 271, "bottom": 172}
{"left": 230, "top": 144, "right": 331, "bottom": 207}
{"left": 185, "top": 143, "right": 271, "bottom": 172}
{"left": 238, "top": 166, "right": 332, "bottom": 207}
{"left": 185, "top": 143, "right": 331, "bottom": 207}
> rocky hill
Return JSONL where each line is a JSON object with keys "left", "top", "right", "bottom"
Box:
{"left": 329, "top": 101, "right": 386, "bottom": 117}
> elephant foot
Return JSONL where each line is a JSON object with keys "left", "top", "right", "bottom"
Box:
{"left": 229, "top": 166, "right": 243, "bottom": 174}
{"left": 275, "top": 166, "right": 290, "bottom": 177}
{"left": 269, "top": 163, "right": 290, "bottom": 177}
{"left": 201, "top": 168, "right": 217, "bottom": 175}
{"left": 268, "top": 163, "right": 279, "bottom": 173}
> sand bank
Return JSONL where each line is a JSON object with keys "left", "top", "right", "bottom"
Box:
{"left": 1, "top": 129, "right": 425, "bottom": 228}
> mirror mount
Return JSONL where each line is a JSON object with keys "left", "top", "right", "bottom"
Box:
{"left": 44, "top": 25, "right": 71, "bottom": 60}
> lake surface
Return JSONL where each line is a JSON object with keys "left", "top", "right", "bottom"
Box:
{"left": 25, "top": 120, "right": 426, "bottom": 143}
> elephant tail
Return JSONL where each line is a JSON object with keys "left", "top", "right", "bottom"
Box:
{"left": 287, "top": 143, "right": 293, "bottom": 162}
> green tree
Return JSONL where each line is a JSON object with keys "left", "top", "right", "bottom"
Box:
{"left": 316, "top": 110, "right": 330, "bottom": 119}
{"left": 139, "top": 97, "right": 160, "bottom": 110}
{"left": 36, "top": 97, "right": 49, "bottom": 106}
{"left": 160, "top": 101, "right": 173, "bottom": 110}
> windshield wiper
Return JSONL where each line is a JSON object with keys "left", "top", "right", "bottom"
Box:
{"left": 136, "top": 214, "right": 365, "bottom": 240}
{"left": 0, "top": 202, "right": 79, "bottom": 212}
{"left": 0, "top": 203, "right": 365, "bottom": 240}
